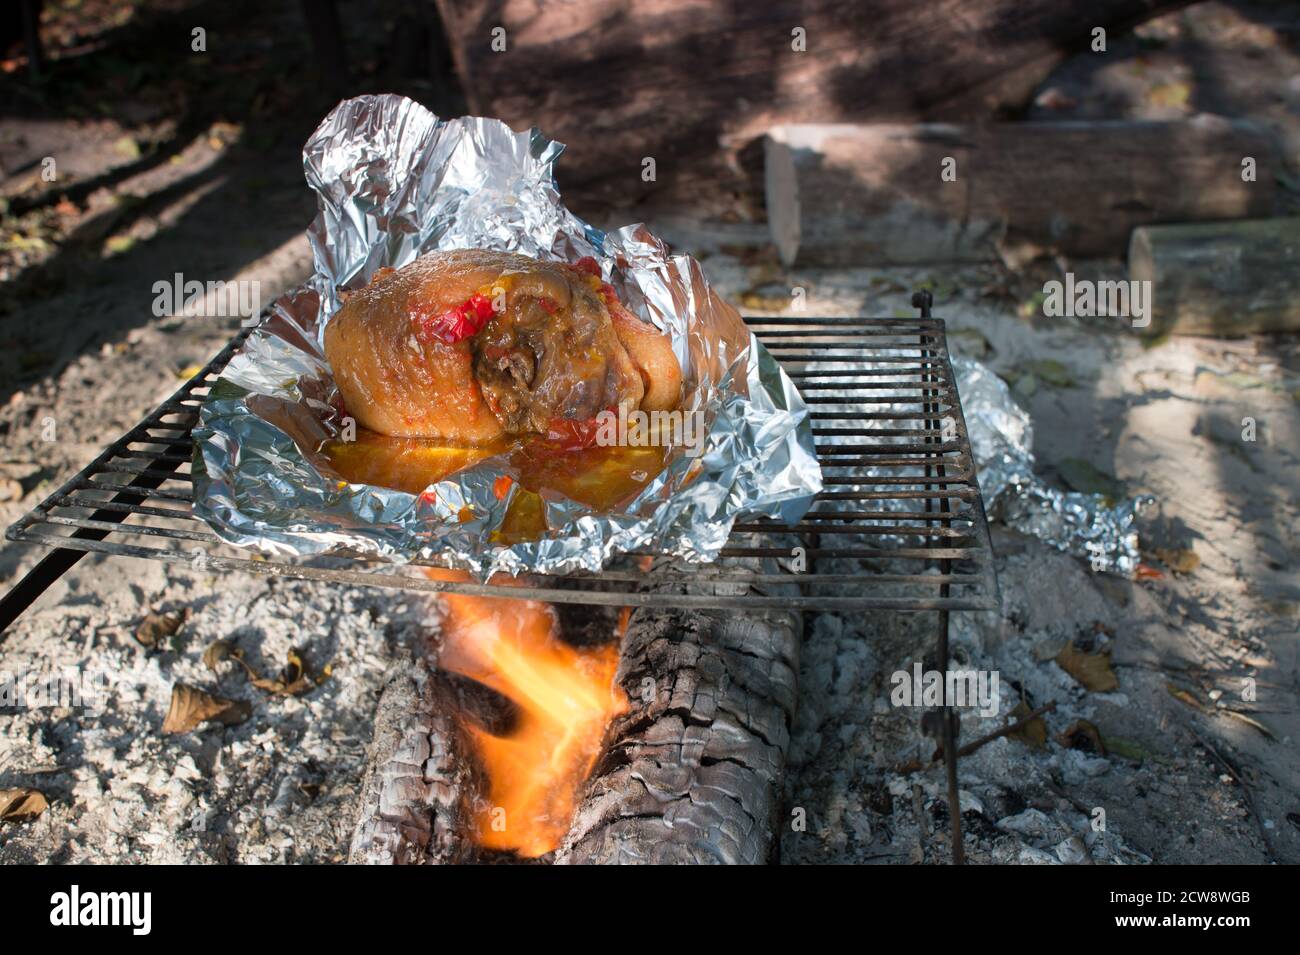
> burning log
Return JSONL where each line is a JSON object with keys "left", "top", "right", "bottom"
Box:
{"left": 556, "top": 595, "right": 801, "bottom": 865}
{"left": 348, "top": 650, "right": 476, "bottom": 865}
{"left": 349, "top": 557, "right": 802, "bottom": 865}
{"left": 430, "top": 577, "right": 629, "bottom": 859}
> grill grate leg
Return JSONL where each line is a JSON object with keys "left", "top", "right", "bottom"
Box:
{"left": 914, "top": 289, "right": 964, "bottom": 865}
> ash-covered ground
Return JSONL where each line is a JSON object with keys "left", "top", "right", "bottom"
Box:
{"left": 2, "top": 0, "right": 1298, "bottom": 864}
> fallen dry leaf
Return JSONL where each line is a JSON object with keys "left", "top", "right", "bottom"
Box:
{"left": 0, "top": 787, "right": 48, "bottom": 822}
{"left": 737, "top": 288, "right": 790, "bottom": 312}
{"left": 250, "top": 648, "right": 330, "bottom": 696}
{"left": 161, "top": 684, "right": 251, "bottom": 734}
{"left": 215, "top": 644, "right": 333, "bottom": 697}
{"left": 1056, "top": 643, "right": 1119, "bottom": 693}
{"left": 202, "top": 639, "right": 238, "bottom": 671}
{"left": 135, "top": 608, "right": 189, "bottom": 649}
{"left": 1166, "top": 682, "right": 1207, "bottom": 713}
{"left": 1007, "top": 701, "right": 1048, "bottom": 749}
{"left": 103, "top": 234, "right": 136, "bottom": 256}
{"left": 1057, "top": 719, "right": 1107, "bottom": 755}
{"left": 1220, "top": 709, "right": 1274, "bottom": 740}
{"left": 1154, "top": 546, "right": 1200, "bottom": 574}
{"left": 1146, "top": 80, "right": 1191, "bottom": 108}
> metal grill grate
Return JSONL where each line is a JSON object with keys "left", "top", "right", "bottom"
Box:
{"left": 4, "top": 308, "right": 998, "bottom": 615}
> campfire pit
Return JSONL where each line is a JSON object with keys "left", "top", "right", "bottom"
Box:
{"left": 2, "top": 296, "right": 998, "bottom": 865}
{"left": 350, "top": 572, "right": 802, "bottom": 865}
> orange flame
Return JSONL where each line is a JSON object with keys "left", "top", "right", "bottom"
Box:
{"left": 424, "top": 569, "right": 627, "bottom": 858}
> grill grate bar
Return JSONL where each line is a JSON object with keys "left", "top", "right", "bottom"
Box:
{"left": 5, "top": 314, "right": 998, "bottom": 615}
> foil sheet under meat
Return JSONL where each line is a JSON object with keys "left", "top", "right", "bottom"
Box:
{"left": 192, "top": 95, "right": 821, "bottom": 577}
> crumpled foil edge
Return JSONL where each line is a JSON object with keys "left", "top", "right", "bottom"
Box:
{"left": 192, "top": 94, "right": 822, "bottom": 578}
{"left": 953, "top": 356, "right": 1149, "bottom": 575}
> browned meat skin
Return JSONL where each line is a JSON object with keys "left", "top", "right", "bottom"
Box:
{"left": 473, "top": 275, "right": 640, "bottom": 433}
{"left": 605, "top": 294, "right": 683, "bottom": 412}
{"left": 323, "top": 250, "right": 652, "bottom": 443}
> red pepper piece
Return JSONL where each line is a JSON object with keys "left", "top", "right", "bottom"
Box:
{"left": 545, "top": 416, "right": 599, "bottom": 451}
{"left": 571, "top": 256, "right": 601, "bottom": 277}
{"left": 542, "top": 407, "right": 615, "bottom": 451}
{"left": 433, "top": 309, "right": 471, "bottom": 343}
{"left": 413, "top": 292, "right": 498, "bottom": 344}
{"left": 464, "top": 293, "right": 496, "bottom": 322}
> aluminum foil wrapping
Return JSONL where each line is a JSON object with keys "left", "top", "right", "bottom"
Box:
{"left": 952, "top": 357, "right": 1149, "bottom": 575}
{"left": 192, "top": 95, "right": 821, "bottom": 577}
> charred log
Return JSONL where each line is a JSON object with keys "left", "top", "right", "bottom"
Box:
{"left": 348, "top": 651, "right": 477, "bottom": 865}
{"left": 556, "top": 562, "right": 802, "bottom": 865}
{"left": 351, "top": 556, "right": 802, "bottom": 865}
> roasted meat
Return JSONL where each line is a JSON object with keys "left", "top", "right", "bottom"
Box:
{"left": 323, "top": 250, "right": 681, "bottom": 444}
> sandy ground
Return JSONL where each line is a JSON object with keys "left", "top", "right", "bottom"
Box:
{"left": 2, "top": 0, "right": 1298, "bottom": 864}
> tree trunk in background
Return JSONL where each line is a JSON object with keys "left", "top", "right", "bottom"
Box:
{"left": 765, "top": 119, "right": 1279, "bottom": 265}
{"left": 434, "top": 0, "right": 1187, "bottom": 213}
{"left": 1129, "top": 218, "right": 1300, "bottom": 335}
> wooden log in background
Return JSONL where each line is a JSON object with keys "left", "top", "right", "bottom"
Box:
{"left": 1128, "top": 218, "right": 1300, "bottom": 335}
{"left": 433, "top": 0, "right": 1185, "bottom": 212}
{"left": 765, "top": 118, "right": 1280, "bottom": 266}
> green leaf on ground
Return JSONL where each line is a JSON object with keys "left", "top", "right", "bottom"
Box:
{"left": 1021, "top": 358, "right": 1075, "bottom": 388}
{"left": 1058, "top": 458, "right": 1122, "bottom": 500}
{"left": 1104, "top": 736, "right": 1151, "bottom": 762}
{"left": 113, "top": 136, "right": 142, "bottom": 160}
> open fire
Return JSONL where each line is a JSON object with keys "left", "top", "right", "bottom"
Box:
{"left": 424, "top": 569, "right": 628, "bottom": 858}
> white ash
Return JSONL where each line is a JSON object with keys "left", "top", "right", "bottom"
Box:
{"left": 0, "top": 566, "right": 436, "bottom": 863}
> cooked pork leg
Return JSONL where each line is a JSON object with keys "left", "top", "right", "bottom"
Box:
{"left": 323, "top": 250, "right": 680, "bottom": 444}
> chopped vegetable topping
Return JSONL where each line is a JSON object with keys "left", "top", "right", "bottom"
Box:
{"left": 571, "top": 256, "right": 601, "bottom": 277}
{"left": 543, "top": 409, "right": 613, "bottom": 451}
{"left": 414, "top": 292, "right": 498, "bottom": 344}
